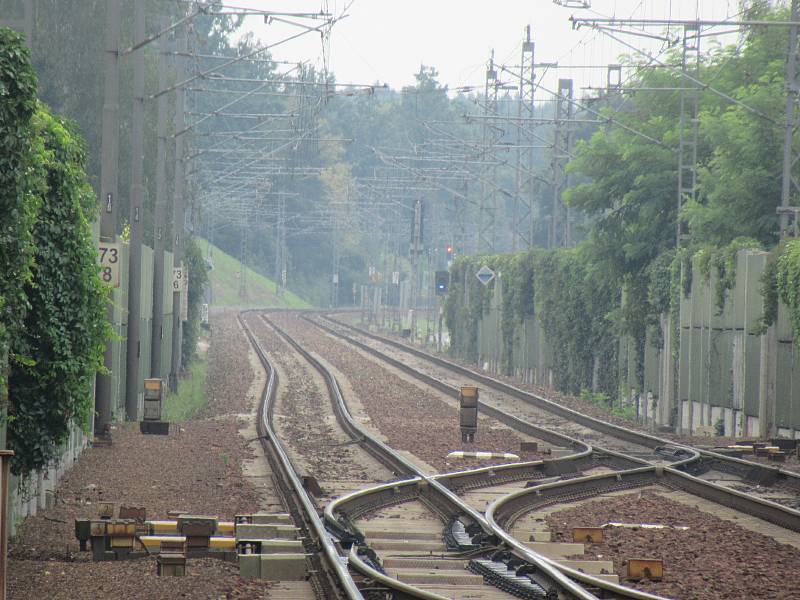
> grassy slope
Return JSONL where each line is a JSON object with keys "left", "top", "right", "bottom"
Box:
{"left": 162, "top": 352, "right": 208, "bottom": 422}
{"left": 201, "top": 238, "right": 311, "bottom": 309}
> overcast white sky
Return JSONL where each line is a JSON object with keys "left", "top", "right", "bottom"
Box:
{"left": 227, "top": 1, "right": 755, "bottom": 98}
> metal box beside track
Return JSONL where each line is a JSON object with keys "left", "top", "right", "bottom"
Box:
{"left": 459, "top": 386, "right": 479, "bottom": 442}
{"left": 141, "top": 378, "right": 169, "bottom": 435}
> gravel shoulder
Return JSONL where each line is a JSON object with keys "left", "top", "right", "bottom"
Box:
{"left": 8, "top": 311, "right": 275, "bottom": 599}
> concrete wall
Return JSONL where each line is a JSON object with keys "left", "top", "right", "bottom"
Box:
{"left": 642, "top": 249, "right": 800, "bottom": 438}
{"left": 449, "top": 250, "right": 800, "bottom": 439}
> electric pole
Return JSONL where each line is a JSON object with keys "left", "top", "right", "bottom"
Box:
{"left": 550, "top": 78, "right": 573, "bottom": 248}
{"left": 330, "top": 213, "right": 340, "bottom": 307}
{"left": 410, "top": 198, "right": 423, "bottom": 339}
{"left": 124, "top": 0, "right": 145, "bottom": 421}
{"left": 780, "top": 0, "right": 800, "bottom": 236}
{"left": 169, "top": 25, "right": 187, "bottom": 393}
{"left": 95, "top": 0, "right": 121, "bottom": 434}
{"left": 151, "top": 19, "right": 170, "bottom": 379}
{"left": 514, "top": 25, "right": 536, "bottom": 251}
{"left": 238, "top": 221, "right": 248, "bottom": 299}
{"left": 676, "top": 23, "right": 701, "bottom": 247}
{"left": 478, "top": 50, "right": 498, "bottom": 253}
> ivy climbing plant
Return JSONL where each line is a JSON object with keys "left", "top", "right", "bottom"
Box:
{"left": 0, "top": 28, "right": 39, "bottom": 408}
{"left": 775, "top": 240, "right": 800, "bottom": 342}
{"left": 7, "top": 109, "right": 111, "bottom": 476}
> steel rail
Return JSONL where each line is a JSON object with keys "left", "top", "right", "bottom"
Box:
{"left": 322, "top": 314, "right": 800, "bottom": 494}
{"left": 486, "top": 469, "right": 673, "bottom": 600}
{"left": 309, "top": 315, "right": 800, "bottom": 563}
{"left": 301, "top": 314, "right": 695, "bottom": 599}
{"left": 238, "top": 312, "right": 363, "bottom": 600}
{"left": 259, "top": 313, "right": 600, "bottom": 600}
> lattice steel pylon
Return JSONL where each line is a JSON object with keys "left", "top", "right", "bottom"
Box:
{"left": 780, "top": 0, "right": 800, "bottom": 236}
{"left": 238, "top": 222, "right": 248, "bottom": 299}
{"left": 478, "top": 50, "right": 499, "bottom": 253}
{"left": 676, "top": 23, "right": 701, "bottom": 246}
{"left": 550, "top": 78, "right": 574, "bottom": 248}
{"left": 513, "top": 25, "right": 536, "bottom": 251}
{"left": 273, "top": 194, "right": 287, "bottom": 298}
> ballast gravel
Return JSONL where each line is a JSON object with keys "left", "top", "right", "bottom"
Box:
{"left": 545, "top": 490, "right": 800, "bottom": 600}
{"left": 8, "top": 311, "right": 273, "bottom": 599}
{"left": 268, "top": 312, "right": 542, "bottom": 472}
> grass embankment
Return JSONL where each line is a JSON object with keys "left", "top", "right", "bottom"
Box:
{"left": 201, "top": 238, "right": 311, "bottom": 309}
{"left": 162, "top": 354, "right": 208, "bottom": 422}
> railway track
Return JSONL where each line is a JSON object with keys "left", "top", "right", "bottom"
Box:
{"left": 246, "top": 308, "right": 800, "bottom": 599}
{"left": 240, "top": 312, "right": 362, "bottom": 599}
{"left": 242, "top": 310, "right": 653, "bottom": 599}
{"left": 260, "top": 311, "right": 682, "bottom": 599}
{"left": 314, "top": 313, "right": 800, "bottom": 519}
{"left": 267, "top": 311, "right": 800, "bottom": 598}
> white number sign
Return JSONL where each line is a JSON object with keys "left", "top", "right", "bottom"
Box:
{"left": 98, "top": 242, "right": 121, "bottom": 288}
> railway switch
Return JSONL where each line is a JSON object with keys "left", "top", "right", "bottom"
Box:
{"left": 140, "top": 378, "right": 170, "bottom": 435}
{"left": 459, "top": 386, "right": 479, "bottom": 443}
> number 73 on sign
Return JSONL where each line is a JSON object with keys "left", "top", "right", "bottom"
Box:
{"left": 97, "top": 242, "right": 121, "bottom": 288}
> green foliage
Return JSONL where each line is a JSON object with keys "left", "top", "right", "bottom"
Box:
{"left": 758, "top": 248, "right": 780, "bottom": 334}
{"left": 445, "top": 245, "right": 619, "bottom": 396}
{"left": 201, "top": 238, "right": 310, "bottom": 309}
{"left": 694, "top": 237, "right": 761, "bottom": 313}
{"left": 181, "top": 236, "right": 210, "bottom": 365}
{"left": 775, "top": 240, "right": 800, "bottom": 342}
{"left": 580, "top": 388, "right": 635, "bottom": 420}
{"left": 162, "top": 352, "right": 207, "bottom": 422}
{"left": 8, "top": 108, "right": 111, "bottom": 476}
{"left": 0, "top": 28, "right": 39, "bottom": 401}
